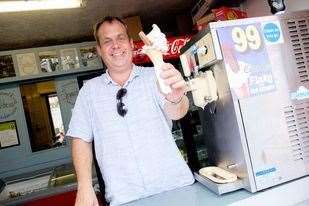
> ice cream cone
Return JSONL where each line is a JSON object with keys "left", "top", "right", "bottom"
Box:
{"left": 139, "top": 26, "right": 171, "bottom": 94}
{"left": 145, "top": 49, "right": 171, "bottom": 94}
{"left": 144, "top": 49, "right": 163, "bottom": 65}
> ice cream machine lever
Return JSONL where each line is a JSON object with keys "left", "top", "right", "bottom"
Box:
{"left": 187, "top": 70, "right": 218, "bottom": 109}
{"left": 180, "top": 49, "right": 218, "bottom": 109}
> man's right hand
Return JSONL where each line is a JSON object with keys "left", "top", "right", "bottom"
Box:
{"left": 75, "top": 187, "right": 99, "bottom": 206}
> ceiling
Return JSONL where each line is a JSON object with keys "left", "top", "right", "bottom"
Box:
{"left": 0, "top": 0, "right": 195, "bottom": 51}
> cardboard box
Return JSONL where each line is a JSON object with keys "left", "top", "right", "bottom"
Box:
{"left": 196, "top": 7, "right": 247, "bottom": 31}
{"left": 191, "top": 0, "right": 213, "bottom": 24}
{"left": 123, "top": 16, "right": 143, "bottom": 41}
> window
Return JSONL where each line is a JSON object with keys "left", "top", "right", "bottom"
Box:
{"left": 20, "top": 80, "right": 65, "bottom": 152}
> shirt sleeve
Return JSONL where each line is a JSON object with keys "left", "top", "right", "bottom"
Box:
{"left": 66, "top": 84, "right": 93, "bottom": 142}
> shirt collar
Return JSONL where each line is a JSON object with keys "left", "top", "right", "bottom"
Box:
{"left": 102, "top": 64, "right": 140, "bottom": 87}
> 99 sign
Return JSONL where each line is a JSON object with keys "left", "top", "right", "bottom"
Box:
{"left": 232, "top": 25, "right": 262, "bottom": 52}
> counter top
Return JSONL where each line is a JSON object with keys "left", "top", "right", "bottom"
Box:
{"left": 0, "top": 164, "right": 97, "bottom": 206}
{"left": 124, "top": 176, "right": 309, "bottom": 206}
{"left": 2, "top": 166, "right": 308, "bottom": 206}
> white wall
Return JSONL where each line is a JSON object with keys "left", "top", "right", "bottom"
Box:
{"left": 245, "top": 0, "right": 309, "bottom": 17}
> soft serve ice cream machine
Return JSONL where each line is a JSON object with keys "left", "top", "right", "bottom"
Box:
{"left": 180, "top": 10, "right": 309, "bottom": 193}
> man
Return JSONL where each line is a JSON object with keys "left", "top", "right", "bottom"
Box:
{"left": 67, "top": 16, "right": 194, "bottom": 206}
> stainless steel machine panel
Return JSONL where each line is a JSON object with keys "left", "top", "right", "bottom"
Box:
{"left": 181, "top": 10, "right": 309, "bottom": 193}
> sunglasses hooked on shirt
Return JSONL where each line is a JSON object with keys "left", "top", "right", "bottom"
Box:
{"left": 116, "top": 63, "right": 189, "bottom": 119}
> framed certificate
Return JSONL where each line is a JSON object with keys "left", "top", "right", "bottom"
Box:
{"left": 80, "top": 46, "right": 100, "bottom": 68}
{"left": 0, "top": 55, "right": 16, "bottom": 79}
{"left": 39, "top": 50, "right": 60, "bottom": 73}
{"left": 60, "top": 48, "right": 80, "bottom": 70}
{"left": 0, "top": 120, "right": 20, "bottom": 149}
{"left": 16, "top": 53, "right": 39, "bottom": 76}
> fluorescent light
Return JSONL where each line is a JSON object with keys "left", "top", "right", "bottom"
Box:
{"left": 0, "top": 0, "right": 83, "bottom": 13}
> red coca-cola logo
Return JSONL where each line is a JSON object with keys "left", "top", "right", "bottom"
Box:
{"left": 166, "top": 37, "right": 191, "bottom": 55}
{"left": 133, "top": 35, "right": 192, "bottom": 64}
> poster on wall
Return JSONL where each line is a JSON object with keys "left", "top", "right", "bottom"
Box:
{"left": 0, "top": 55, "right": 16, "bottom": 79}
{"left": 16, "top": 53, "right": 39, "bottom": 76}
{"left": 39, "top": 50, "right": 60, "bottom": 73}
{"left": 60, "top": 48, "right": 80, "bottom": 70}
{"left": 0, "top": 91, "right": 18, "bottom": 120}
{"left": 80, "top": 46, "right": 100, "bottom": 68}
{"left": 0, "top": 120, "right": 20, "bottom": 149}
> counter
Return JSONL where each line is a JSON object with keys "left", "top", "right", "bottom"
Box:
{"left": 1, "top": 166, "right": 308, "bottom": 206}
{"left": 0, "top": 164, "right": 98, "bottom": 206}
{"left": 124, "top": 176, "right": 309, "bottom": 206}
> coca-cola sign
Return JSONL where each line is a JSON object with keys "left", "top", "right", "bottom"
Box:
{"left": 133, "top": 35, "right": 191, "bottom": 64}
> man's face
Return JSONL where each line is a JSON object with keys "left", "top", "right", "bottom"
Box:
{"left": 96, "top": 20, "right": 134, "bottom": 72}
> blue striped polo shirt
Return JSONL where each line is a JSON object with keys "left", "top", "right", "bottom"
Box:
{"left": 67, "top": 64, "right": 194, "bottom": 206}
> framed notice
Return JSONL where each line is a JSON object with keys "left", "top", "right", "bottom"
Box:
{"left": 0, "top": 55, "right": 16, "bottom": 79}
{"left": 80, "top": 46, "right": 100, "bottom": 68}
{"left": 60, "top": 48, "right": 80, "bottom": 70}
{"left": 39, "top": 50, "right": 60, "bottom": 73}
{"left": 0, "top": 120, "right": 20, "bottom": 149}
{"left": 16, "top": 53, "right": 39, "bottom": 76}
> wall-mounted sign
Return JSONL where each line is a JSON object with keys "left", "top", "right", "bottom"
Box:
{"left": 80, "top": 46, "right": 101, "bottom": 68}
{"left": 60, "top": 48, "right": 80, "bottom": 70}
{"left": 0, "top": 55, "right": 16, "bottom": 79}
{"left": 133, "top": 35, "right": 192, "bottom": 64}
{"left": 39, "top": 50, "right": 60, "bottom": 73}
{"left": 0, "top": 120, "right": 19, "bottom": 149}
{"left": 16, "top": 53, "right": 39, "bottom": 76}
{"left": 0, "top": 92, "right": 17, "bottom": 119}
{"left": 59, "top": 81, "right": 79, "bottom": 105}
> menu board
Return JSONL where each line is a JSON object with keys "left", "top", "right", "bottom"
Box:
{"left": 0, "top": 121, "right": 19, "bottom": 149}
{"left": 16, "top": 53, "right": 39, "bottom": 76}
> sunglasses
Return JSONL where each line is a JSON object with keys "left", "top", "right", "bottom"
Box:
{"left": 116, "top": 88, "right": 127, "bottom": 117}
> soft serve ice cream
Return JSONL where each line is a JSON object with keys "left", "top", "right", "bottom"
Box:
{"left": 139, "top": 24, "right": 171, "bottom": 94}
{"left": 142, "top": 24, "right": 168, "bottom": 53}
